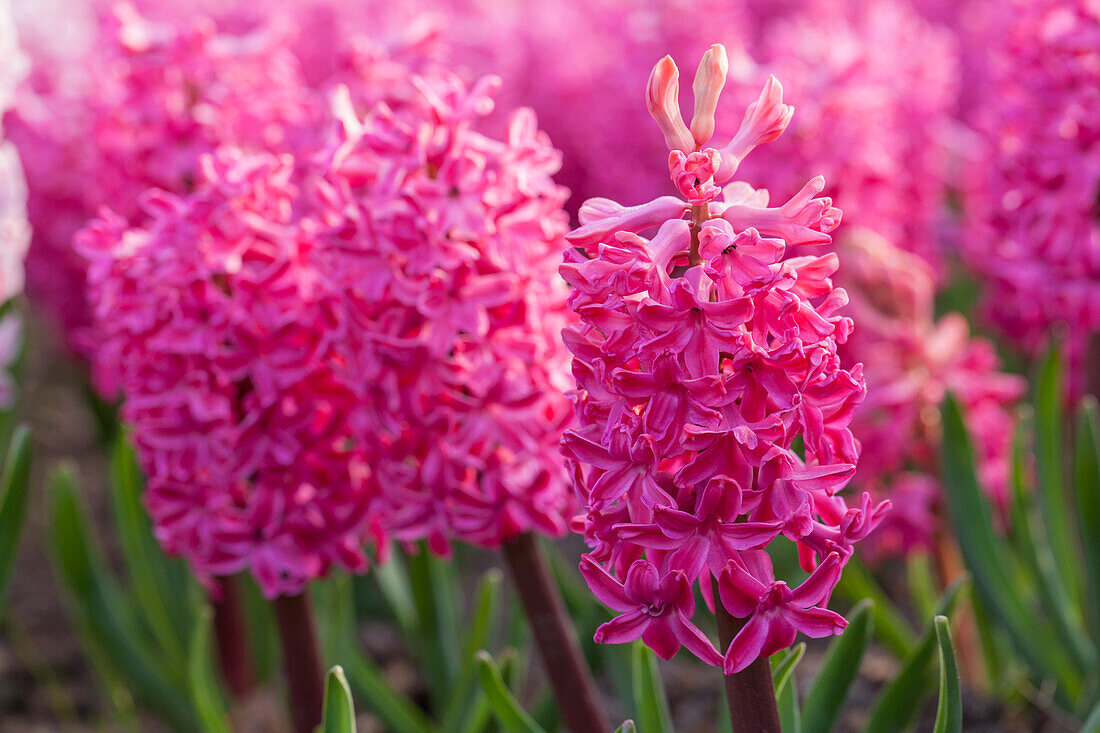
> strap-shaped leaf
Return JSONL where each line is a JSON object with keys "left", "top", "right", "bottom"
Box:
{"left": 802, "top": 600, "right": 873, "bottom": 733}
{"left": 441, "top": 569, "right": 502, "bottom": 733}
{"left": 109, "top": 435, "right": 194, "bottom": 670}
{"left": 771, "top": 644, "right": 805, "bottom": 733}
{"left": 314, "top": 574, "right": 432, "bottom": 733}
{"left": 1075, "top": 398, "right": 1100, "bottom": 658}
{"left": 476, "top": 651, "right": 547, "bottom": 733}
{"left": 630, "top": 642, "right": 673, "bottom": 733}
{"left": 932, "top": 617, "right": 962, "bottom": 733}
{"left": 940, "top": 395, "right": 1078, "bottom": 700}
{"left": 409, "top": 547, "right": 461, "bottom": 704}
{"left": 1034, "top": 346, "right": 1082, "bottom": 607}
{"left": 322, "top": 666, "right": 357, "bottom": 733}
{"left": 187, "top": 608, "right": 231, "bottom": 733}
{"left": 833, "top": 557, "right": 915, "bottom": 657}
{"left": 771, "top": 642, "right": 805, "bottom": 699}
{"left": 49, "top": 466, "right": 196, "bottom": 730}
{"left": 1082, "top": 696, "right": 1100, "bottom": 733}
{"left": 864, "top": 579, "right": 967, "bottom": 733}
{"left": 0, "top": 424, "right": 31, "bottom": 613}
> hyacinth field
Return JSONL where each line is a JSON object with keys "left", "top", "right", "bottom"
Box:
{"left": 0, "top": 1, "right": 1098, "bottom": 732}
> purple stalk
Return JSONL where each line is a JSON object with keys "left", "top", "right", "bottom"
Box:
{"left": 501, "top": 531, "right": 610, "bottom": 733}
{"left": 273, "top": 592, "right": 325, "bottom": 733}
{"left": 714, "top": 584, "right": 782, "bottom": 733}
{"left": 212, "top": 575, "right": 256, "bottom": 698}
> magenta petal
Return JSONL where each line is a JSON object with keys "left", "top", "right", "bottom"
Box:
{"left": 718, "top": 560, "right": 767, "bottom": 617}
{"left": 624, "top": 559, "right": 661, "bottom": 602}
{"left": 579, "top": 555, "right": 633, "bottom": 612}
{"left": 594, "top": 611, "right": 650, "bottom": 645}
{"left": 723, "top": 614, "right": 768, "bottom": 674}
{"left": 642, "top": 618, "right": 683, "bottom": 660}
{"left": 674, "top": 613, "right": 724, "bottom": 666}
{"left": 787, "top": 606, "right": 848, "bottom": 638}
{"left": 791, "top": 552, "right": 842, "bottom": 607}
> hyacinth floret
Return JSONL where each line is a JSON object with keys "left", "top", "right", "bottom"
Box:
{"left": 561, "top": 45, "right": 882, "bottom": 674}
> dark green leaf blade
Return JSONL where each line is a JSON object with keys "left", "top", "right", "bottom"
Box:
{"left": 0, "top": 424, "right": 31, "bottom": 613}
{"left": 802, "top": 600, "right": 873, "bottom": 733}
{"left": 933, "top": 617, "right": 962, "bottom": 733}
{"left": 322, "top": 666, "right": 357, "bottom": 733}
{"left": 475, "top": 651, "right": 546, "bottom": 733}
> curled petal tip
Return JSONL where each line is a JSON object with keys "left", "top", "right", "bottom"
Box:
{"left": 647, "top": 55, "right": 694, "bottom": 153}
{"left": 690, "top": 44, "right": 729, "bottom": 146}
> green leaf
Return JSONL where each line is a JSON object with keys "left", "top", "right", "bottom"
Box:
{"left": 933, "top": 617, "right": 962, "bottom": 733}
{"left": 341, "top": 651, "right": 433, "bottom": 733}
{"left": 314, "top": 575, "right": 432, "bottom": 733}
{"left": 771, "top": 642, "right": 805, "bottom": 699}
{"left": 771, "top": 644, "right": 805, "bottom": 733}
{"left": 1075, "top": 398, "right": 1100, "bottom": 655}
{"left": 939, "top": 395, "right": 1078, "bottom": 700}
{"left": 906, "top": 553, "right": 938, "bottom": 625}
{"left": 441, "top": 569, "right": 502, "bottom": 733}
{"left": 475, "top": 651, "right": 546, "bottom": 733}
{"left": 0, "top": 424, "right": 31, "bottom": 613}
{"left": 109, "top": 435, "right": 194, "bottom": 671}
{"left": 802, "top": 600, "right": 873, "bottom": 733}
{"left": 864, "top": 579, "right": 968, "bottom": 733}
{"left": 187, "top": 608, "right": 231, "bottom": 733}
{"left": 630, "top": 642, "right": 673, "bottom": 733}
{"left": 833, "top": 556, "right": 915, "bottom": 658}
{"left": 322, "top": 666, "right": 357, "bottom": 733}
{"left": 1082, "top": 696, "right": 1100, "bottom": 733}
{"left": 1009, "top": 407, "right": 1095, "bottom": 674}
{"left": 49, "top": 466, "right": 196, "bottom": 731}
{"left": 613, "top": 722, "right": 637, "bottom": 733}
{"left": 372, "top": 553, "right": 419, "bottom": 642}
{"left": 1034, "top": 346, "right": 1082, "bottom": 607}
{"left": 408, "top": 547, "right": 461, "bottom": 705}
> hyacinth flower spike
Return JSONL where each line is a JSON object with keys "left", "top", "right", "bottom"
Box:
{"left": 561, "top": 45, "right": 880, "bottom": 733}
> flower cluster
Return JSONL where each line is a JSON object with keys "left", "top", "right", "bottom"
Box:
{"left": 837, "top": 230, "right": 1024, "bottom": 557}
{"left": 729, "top": 0, "right": 957, "bottom": 272}
{"left": 77, "top": 43, "right": 576, "bottom": 593}
{"left": 77, "top": 150, "right": 376, "bottom": 598}
{"left": 318, "top": 64, "right": 576, "bottom": 553}
{"left": 561, "top": 46, "right": 883, "bottom": 674}
{"left": 963, "top": 0, "right": 1100, "bottom": 396}
{"left": 9, "top": 4, "right": 315, "bottom": 389}
{"left": 0, "top": 1, "right": 28, "bottom": 303}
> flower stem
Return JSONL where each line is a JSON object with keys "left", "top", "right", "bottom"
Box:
{"left": 273, "top": 592, "right": 325, "bottom": 733}
{"left": 714, "top": 591, "right": 782, "bottom": 733}
{"left": 501, "top": 532, "right": 610, "bottom": 733}
{"left": 212, "top": 575, "right": 256, "bottom": 698}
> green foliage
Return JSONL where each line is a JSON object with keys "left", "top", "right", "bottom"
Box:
{"left": 49, "top": 465, "right": 198, "bottom": 730}
{"left": 940, "top": 344, "right": 1100, "bottom": 719}
{"left": 0, "top": 425, "right": 31, "bottom": 614}
{"left": 932, "top": 617, "right": 962, "bottom": 733}
{"left": 476, "top": 651, "right": 546, "bottom": 733}
{"left": 864, "top": 579, "right": 968, "bottom": 733}
{"left": 802, "top": 600, "right": 873, "bottom": 733}
{"left": 630, "top": 642, "right": 673, "bottom": 733}
{"left": 322, "top": 666, "right": 358, "bottom": 733}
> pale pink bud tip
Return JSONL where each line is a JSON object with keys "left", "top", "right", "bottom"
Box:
{"left": 690, "top": 44, "right": 729, "bottom": 147}
{"left": 716, "top": 75, "right": 795, "bottom": 183}
{"left": 646, "top": 55, "right": 694, "bottom": 153}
